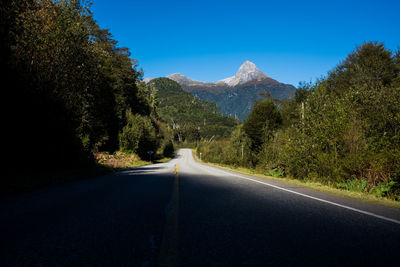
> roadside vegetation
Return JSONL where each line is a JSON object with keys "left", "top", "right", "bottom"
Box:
{"left": 193, "top": 156, "right": 400, "bottom": 209}
{"left": 197, "top": 42, "right": 400, "bottom": 201}
{"left": 1, "top": 0, "right": 175, "bottom": 193}
{"left": 94, "top": 151, "right": 172, "bottom": 169}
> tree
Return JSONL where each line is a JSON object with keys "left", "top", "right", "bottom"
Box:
{"left": 3, "top": 0, "right": 158, "bottom": 176}
{"left": 119, "top": 110, "right": 160, "bottom": 159}
{"left": 326, "top": 42, "right": 397, "bottom": 96}
{"left": 243, "top": 99, "right": 282, "bottom": 153}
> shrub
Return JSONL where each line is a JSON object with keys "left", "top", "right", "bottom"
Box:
{"left": 371, "top": 181, "right": 398, "bottom": 199}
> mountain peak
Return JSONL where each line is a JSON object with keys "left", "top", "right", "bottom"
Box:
{"left": 166, "top": 73, "right": 194, "bottom": 84}
{"left": 167, "top": 73, "right": 187, "bottom": 79}
{"left": 167, "top": 73, "right": 210, "bottom": 86}
{"left": 164, "top": 60, "right": 269, "bottom": 87}
{"left": 219, "top": 60, "right": 268, "bottom": 86}
{"left": 238, "top": 60, "right": 257, "bottom": 71}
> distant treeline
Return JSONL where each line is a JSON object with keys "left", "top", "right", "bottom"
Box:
{"left": 198, "top": 42, "right": 400, "bottom": 200}
{"left": 1, "top": 0, "right": 172, "bottom": 177}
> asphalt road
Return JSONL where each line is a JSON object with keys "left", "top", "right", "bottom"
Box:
{"left": 1, "top": 149, "right": 400, "bottom": 266}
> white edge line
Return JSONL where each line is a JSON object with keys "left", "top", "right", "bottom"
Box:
{"left": 196, "top": 161, "right": 400, "bottom": 226}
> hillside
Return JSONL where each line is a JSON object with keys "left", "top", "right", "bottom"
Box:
{"left": 148, "top": 78, "right": 239, "bottom": 142}
{"left": 183, "top": 78, "right": 295, "bottom": 120}
{"left": 164, "top": 61, "right": 296, "bottom": 120}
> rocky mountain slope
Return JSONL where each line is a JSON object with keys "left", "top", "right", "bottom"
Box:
{"left": 147, "top": 61, "right": 296, "bottom": 120}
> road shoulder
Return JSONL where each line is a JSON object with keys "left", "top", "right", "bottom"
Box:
{"left": 191, "top": 150, "right": 400, "bottom": 216}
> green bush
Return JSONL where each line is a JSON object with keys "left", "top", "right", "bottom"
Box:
{"left": 371, "top": 181, "right": 398, "bottom": 199}
{"left": 119, "top": 110, "right": 160, "bottom": 159}
{"left": 265, "top": 168, "right": 285, "bottom": 177}
{"left": 336, "top": 179, "right": 369, "bottom": 193}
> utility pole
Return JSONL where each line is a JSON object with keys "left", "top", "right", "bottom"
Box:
{"left": 241, "top": 143, "right": 244, "bottom": 160}
{"left": 178, "top": 131, "right": 182, "bottom": 142}
{"left": 301, "top": 102, "right": 305, "bottom": 135}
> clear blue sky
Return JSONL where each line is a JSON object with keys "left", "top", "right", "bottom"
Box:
{"left": 91, "top": 0, "right": 400, "bottom": 86}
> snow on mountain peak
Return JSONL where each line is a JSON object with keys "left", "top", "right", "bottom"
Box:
{"left": 218, "top": 61, "right": 268, "bottom": 87}
{"left": 238, "top": 60, "right": 257, "bottom": 71}
{"left": 161, "top": 61, "right": 269, "bottom": 87}
{"left": 167, "top": 73, "right": 210, "bottom": 86}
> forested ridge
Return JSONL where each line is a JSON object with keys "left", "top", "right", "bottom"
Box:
{"left": 181, "top": 77, "right": 296, "bottom": 121}
{"left": 198, "top": 42, "right": 400, "bottom": 200}
{"left": 148, "top": 78, "right": 239, "bottom": 143}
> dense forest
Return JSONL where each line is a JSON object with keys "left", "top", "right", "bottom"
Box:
{"left": 148, "top": 78, "right": 239, "bottom": 143}
{"left": 1, "top": 0, "right": 171, "bottom": 183}
{"left": 198, "top": 42, "right": 400, "bottom": 200}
